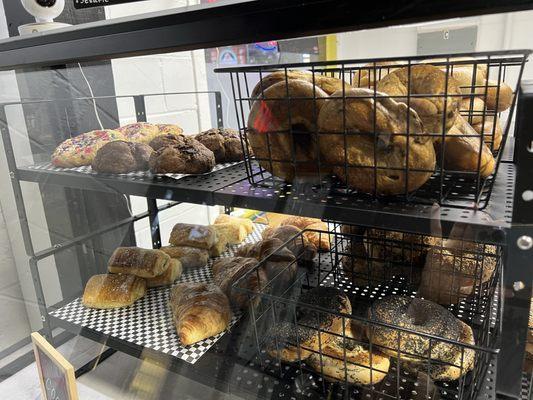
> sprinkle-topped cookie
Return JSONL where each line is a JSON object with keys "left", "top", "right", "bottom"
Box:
{"left": 157, "top": 124, "right": 183, "bottom": 136}
{"left": 117, "top": 122, "right": 160, "bottom": 144}
{"left": 52, "top": 129, "right": 124, "bottom": 167}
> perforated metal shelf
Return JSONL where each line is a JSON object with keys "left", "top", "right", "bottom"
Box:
{"left": 215, "top": 162, "right": 515, "bottom": 245}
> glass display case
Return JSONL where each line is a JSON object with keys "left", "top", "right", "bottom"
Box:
{"left": 0, "top": 1, "right": 531, "bottom": 399}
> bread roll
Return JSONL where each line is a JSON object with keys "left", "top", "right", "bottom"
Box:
{"left": 212, "top": 257, "right": 266, "bottom": 309}
{"left": 209, "top": 232, "right": 228, "bottom": 257}
{"left": 82, "top": 274, "right": 146, "bottom": 309}
{"left": 146, "top": 259, "right": 183, "bottom": 288}
{"left": 352, "top": 61, "right": 402, "bottom": 88}
{"left": 478, "top": 79, "right": 513, "bottom": 112}
{"left": 108, "top": 247, "right": 170, "bottom": 278}
{"left": 212, "top": 223, "right": 247, "bottom": 245}
{"left": 460, "top": 97, "right": 485, "bottom": 125}
{"left": 169, "top": 282, "right": 232, "bottom": 345}
{"left": 160, "top": 246, "right": 209, "bottom": 269}
{"left": 169, "top": 224, "right": 216, "bottom": 249}
{"left": 473, "top": 116, "right": 503, "bottom": 151}
{"left": 214, "top": 214, "right": 253, "bottom": 234}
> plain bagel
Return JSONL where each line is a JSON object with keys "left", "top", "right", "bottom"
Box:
{"left": 376, "top": 64, "right": 462, "bottom": 134}
{"left": 247, "top": 79, "right": 328, "bottom": 182}
{"left": 317, "top": 88, "right": 436, "bottom": 195}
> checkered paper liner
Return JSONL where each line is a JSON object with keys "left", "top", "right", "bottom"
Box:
{"left": 26, "top": 161, "right": 242, "bottom": 180}
{"left": 50, "top": 224, "right": 266, "bottom": 364}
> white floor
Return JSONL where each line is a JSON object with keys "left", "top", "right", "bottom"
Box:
{"left": 0, "top": 335, "right": 244, "bottom": 400}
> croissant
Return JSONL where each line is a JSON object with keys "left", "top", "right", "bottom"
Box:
{"left": 279, "top": 216, "right": 330, "bottom": 251}
{"left": 262, "top": 225, "right": 317, "bottom": 264}
{"left": 212, "top": 257, "right": 266, "bottom": 309}
{"left": 169, "top": 282, "right": 232, "bottom": 345}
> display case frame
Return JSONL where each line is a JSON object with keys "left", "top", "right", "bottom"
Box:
{"left": 0, "top": 2, "right": 531, "bottom": 399}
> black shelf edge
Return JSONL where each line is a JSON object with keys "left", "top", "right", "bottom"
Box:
{"left": 17, "top": 161, "right": 515, "bottom": 244}
{"left": 1, "top": 0, "right": 533, "bottom": 70}
{"left": 16, "top": 162, "right": 248, "bottom": 205}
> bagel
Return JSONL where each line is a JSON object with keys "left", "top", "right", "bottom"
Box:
{"left": 460, "top": 97, "right": 485, "bottom": 125}
{"left": 418, "top": 239, "right": 497, "bottom": 305}
{"left": 472, "top": 116, "right": 503, "bottom": 151}
{"left": 437, "top": 114, "right": 495, "bottom": 178}
{"left": 405, "top": 321, "right": 475, "bottom": 381}
{"left": 352, "top": 61, "right": 402, "bottom": 88}
{"left": 267, "top": 287, "right": 352, "bottom": 362}
{"left": 247, "top": 79, "right": 329, "bottom": 182}
{"left": 376, "top": 64, "right": 462, "bottom": 134}
{"left": 476, "top": 79, "right": 513, "bottom": 112}
{"left": 307, "top": 335, "right": 390, "bottom": 385}
{"left": 317, "top": 88, "right": 436, "bottom": 195}
{"left": 421, "top": 57, "right": 487, "bottom": 96}
{"left": 368, "top": 296, "right": 463, "bottom": 363}
{"left": 251, "top": 70, "right": 351, "bottom": 97}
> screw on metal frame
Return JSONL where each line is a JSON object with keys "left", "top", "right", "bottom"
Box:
{"left": 516, "top": 235, "right": 533, "bottom": 250}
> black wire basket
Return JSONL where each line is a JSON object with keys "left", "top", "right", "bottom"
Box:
{"left": 216, "top": 50, "right": 530, "bottom": 210}
{"left": 233, "top": 225, "right": 502, "bottom": 400}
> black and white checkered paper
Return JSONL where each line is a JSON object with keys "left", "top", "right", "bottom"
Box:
{"left": 27, "top": 161, "right": 242, "bottom": 180}
{"left": 50, "top": 224, "right": 265, "bottom": 364}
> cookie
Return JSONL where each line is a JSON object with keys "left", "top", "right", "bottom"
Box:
{"left": 51, "top": 129, "right": 125, "bottom": 168}
{"left": 157, "top": 124, "right": 183, "bottom": 136}
{"left": 195, "top": 128, "right": 244, "bottom": 163}
{"left": 117, "top": 122, "right": 160, "bottom": 144}
{"left": 92, "top": 140, "right": 153, "bottom": 174}
{"left": 149, "top": 136, "right": 215, "bottom": 174}
{"left": 149, "top": 133, "right": 184, "bottom": 151}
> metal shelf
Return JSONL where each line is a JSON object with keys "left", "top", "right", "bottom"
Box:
{"left": 1, "top": 0, "right": 533, "bottom": 70}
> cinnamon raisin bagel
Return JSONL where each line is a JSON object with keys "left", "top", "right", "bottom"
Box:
{"left": 437, "top": 114, "right": 495, "bottom": 178}
{"left": 368, "top": 296, "right": 463, "bottom": 363}
{"left": 317, "top": 88, "right": 436, "bottom": 195}
{"left": 251, "top": 70, "right": 350, "bottom": 97}
{"left": 247, "top": 79, "right": 328, "bottom": 182}
{"left": 376, "top": 64, "right": 462, "bottom": 134}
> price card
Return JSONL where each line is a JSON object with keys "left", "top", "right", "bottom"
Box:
{"left": 73, "top": 0, "right": 145, "bottom": 9}
{"left": 31, "top": 333, "right": 78, "bottom": 400}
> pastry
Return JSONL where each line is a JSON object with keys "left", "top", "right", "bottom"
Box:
{"left": 212, "top": 257, "right": 266, "bottom": 309}
{"left": 438, "top": 114, "right": 495, "bottom": 178}
{"left": 91, "top": 140, "right": 153, "bottom": 173}
{"left": 108, "top": 247, "right": 170, "bottom": 278}
{"left": 195, "top": 128, "right": 245, "bottom": 163}
{"left": 149, "top": 136, "right": 215, "bottom": 174}
{"left": 149, "top": 133, "right": 184, "bottom": 151}
{"left": 376, "top": 64, "right": 462, "bottom": 134}
{"left": 352, "top": 61, "right": 402, "bottom": 88}
{"left": 276, "top": 215, "right": 330, "bottom": 251}
{"left": 51, "top": 129, "right": 125, "bottom": 168}
{"left": 247, "top": 79, "right": 329, "bottom": 182}
{"left": 160, "top": 246, "right": 209, "bottom": 269}
{"left": 82, "top": 274, "right": 146, "bottom": 309}
{"left": 145, "top": 259, "right": 182, "bottom": 288}
{"left": 208, "top": 232, "right": 228, "bottom": 257}
{"left": 169, "top": 224, "right": 217, "bottom": 250}
{"left": 212, "top": 223, "right": 247, "bottom": 245}
{"left": 472, "top": 116, "right": 503, "bottom": 151}
{"left": 368, "top": 296, "right": 464, "bottom": 363}
{"left": 317, "top": 88, "right": 436, "bottom": 195}
{"left": 117, "top": 122, "right": 160, "bottom": 144}
{"left": 157, "top": 124, "right": 183, "bottom": 136}
{"left": 251, "top": 70, "right": 351, "bottom": 97}
{"left": 307, "top": 336, "right": 390, "bottom": 385}
{"left": 214, "top": 214, "right": 254, "bottom": 234}
{"left": 169, "top": 282, "right": 232, "bottom": 345}
{"left": 262, "top": 225, "right": 317, "bottom": 263}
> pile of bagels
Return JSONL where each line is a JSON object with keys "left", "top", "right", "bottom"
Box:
{"left": 247, "top": 57, "right": 512, "bottom": 195}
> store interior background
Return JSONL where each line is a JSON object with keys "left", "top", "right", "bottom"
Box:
{"left": 0, "top": 0, "right": 532, "bottom": 396}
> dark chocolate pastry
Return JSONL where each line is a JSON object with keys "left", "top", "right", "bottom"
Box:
{"left": 92, "top": 140, "right": 153, "bottom": 174}
{"left": 195, "top": 128, "right": 244, "bottom": 163}
{"left": 149, "top": 136, "right": 215, "bottom": 174}
{"left": 149, "top": 133, "right": 184, "bottom": 151}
